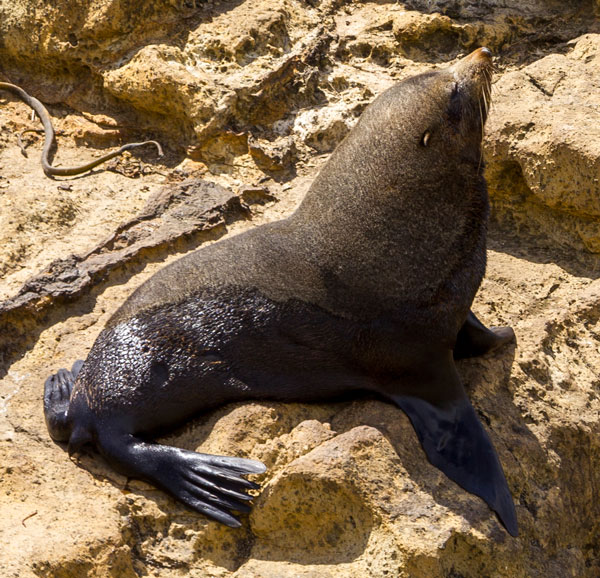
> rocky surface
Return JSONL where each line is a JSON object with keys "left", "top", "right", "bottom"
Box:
{"left": 1, "top": 1, "right": 599, "bottom": 577}
{"left": 486, "top": 34, "right": 600, "bottom": 253}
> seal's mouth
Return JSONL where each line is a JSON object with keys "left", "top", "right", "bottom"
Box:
{"left": 451, "top": 47, "right": 494, "bottom": 128}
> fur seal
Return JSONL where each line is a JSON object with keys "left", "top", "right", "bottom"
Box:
{"left": 44, "top": 48, "right": 518, "bottom": 536}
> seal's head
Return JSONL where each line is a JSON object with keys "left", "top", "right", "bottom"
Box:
{"left": 407, "top": 47, "right": 494, "bottom": 167}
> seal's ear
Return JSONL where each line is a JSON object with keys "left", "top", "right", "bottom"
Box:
{"left": 448, "top": 82, "right": 463, "bottom": 124}
{"left": 420, "top": 131, "right": 432, "bottom": 147}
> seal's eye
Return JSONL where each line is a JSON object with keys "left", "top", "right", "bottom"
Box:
{"left": 420, "top": 131, "right": 432, "bottom": 147}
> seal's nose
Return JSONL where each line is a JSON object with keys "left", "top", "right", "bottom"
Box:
{"left": 456, "top": 47, "right": 494, "bottom": 68}
{"left": 451, "top": 47, "right": 495, "bottom": 88}
{"left": 473, "top": 47, "right": 492, "bottom": 62}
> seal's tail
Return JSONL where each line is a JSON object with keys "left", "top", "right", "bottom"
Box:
{"left": 95, "top": 431, "right": 266, "bottom": 527}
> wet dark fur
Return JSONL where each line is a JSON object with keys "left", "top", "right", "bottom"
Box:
{"left": 44, "top": 50, "right": 518, "bottom": 534}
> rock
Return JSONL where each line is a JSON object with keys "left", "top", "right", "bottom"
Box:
{"left": 0, "top": 0, "right": 325, "bottom": 155}
{"left": 0, "top": 178, "right": 253, "bottom": 365}
{"left": 486, "top": 34, "right": 600, "bottom": 253}
{"left": 248, "top": 135, "right": 297, "bottom": 173}
{"left": 238, "top": 184, "right": 277, "bottom": 206}
{"left": 293, "top": 104, "right": 353, "bottom": 153}
{"left": 392, "top": 11, "right": 512, "bottom": 60}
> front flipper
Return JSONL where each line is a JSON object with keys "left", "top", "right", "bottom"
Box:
{"left": 384, "top": 356, "right": 518, "bottom": 536}
{"left": 95, "top": 432, "right": 266, "bottom": 527}
{"left": 454, "top": 311, "right": 515, "bottom": 359}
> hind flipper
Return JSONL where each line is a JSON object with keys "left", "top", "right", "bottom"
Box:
{"left": 454, "top": 311, "right": 515, "bottom": 360}
{"left": 96, "top": 432, "right": 266, "bottom": 527}
{"left": 43, "top": 360, "right": 85, "bottom": 442}
{"left": 382, "top": 353, "right": 518, "bottom": 536}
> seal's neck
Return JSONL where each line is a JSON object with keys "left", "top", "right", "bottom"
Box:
{"left": 289, "top": 109, "right": 488, "bottom": 314}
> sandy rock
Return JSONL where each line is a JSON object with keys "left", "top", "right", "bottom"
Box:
{"left": 293, "top": 103, "right": 353, "bottom": 153}
{"left": 0, "top": 178, "right": 255, "bottom": 364}
{"left": 392, "top": 11, "right": 510, "bottom": 60}
{"left": 406, "top": 0, "right": 590, "bottom": 20}
{"left": 486, "top": 34, "right": 600, "bottom": 252}
{"left": 247, "top": 135, "right": 297, "bottom": 173}
{"left": 0, "top": 0, "right": 324, "bottom": 154}
{"left": 337, "top": 1, "right": 596, "bottom": 64}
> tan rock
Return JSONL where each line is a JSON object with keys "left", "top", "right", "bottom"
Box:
{"left": 486, "top": 34, "right": 600, "bottom": 252}
{"left": 392, "top": 11, "right": 512, "bottom": 59}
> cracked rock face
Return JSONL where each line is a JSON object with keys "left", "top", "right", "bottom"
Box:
{"left": 1, "top": 1, "right": 600, "bottom": 577}
{"left": 486, "top": 34, "right": 600, "bottom": 252}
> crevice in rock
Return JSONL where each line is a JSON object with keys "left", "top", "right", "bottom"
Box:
{"left": 0, "top": 177, "right": 271, "bottom": 373}
{"left": 488, "top": 159, "right": 600, "bottom": 258}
